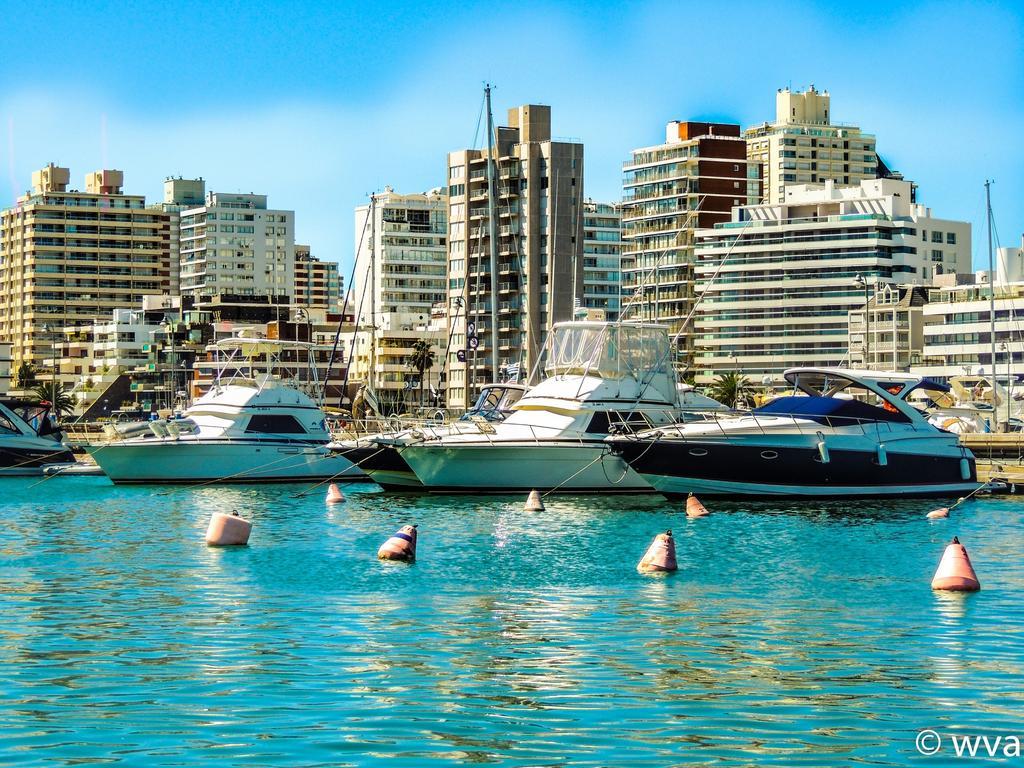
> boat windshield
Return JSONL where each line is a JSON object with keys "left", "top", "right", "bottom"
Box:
{"left": 463, "top": 385, "right": 525, "bottom": 421}
{"left": 544, "top": 323, "right": 671, "bottom": 381}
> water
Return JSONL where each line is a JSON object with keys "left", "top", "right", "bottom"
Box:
{"left": 1, "top": 478, "right": 1022, "bottom": 766}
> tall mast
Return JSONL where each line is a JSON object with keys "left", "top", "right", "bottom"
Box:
{"left": 485, "top": 84, "right": 499, "bottom": 384}
{"left": 986, "top": 179, "right": 996, "bottom": 429}
{"left": 369, "top": 193, "right": 377, "bottom": 393}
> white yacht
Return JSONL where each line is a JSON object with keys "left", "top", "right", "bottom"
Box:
{"left": 0, "top": 400, "right": 77, "bottom": 475}
{"left": 609, "top": 367, "right": 979, "bottom": 498}
{"left": 388, "top": 320, "right": 723, "bottom": 493}
{"left": 340, "top": 382, "right": 527, "bottom": 490}
{"left": 89, "top": 336, "right": 365, "bottom": 484}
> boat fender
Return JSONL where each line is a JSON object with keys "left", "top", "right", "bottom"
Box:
{"left": 960, "top": 458, "right": 971, "bottom": 480}
{"left": 816, "top": 434, "right": 830, "bottom": 464}
{"left": 876, "top": 444, "right": 887, "bottom": 466}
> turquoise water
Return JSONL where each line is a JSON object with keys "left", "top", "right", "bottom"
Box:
{"left": 1, "top": 478, "right": 1022, "bottom": 766}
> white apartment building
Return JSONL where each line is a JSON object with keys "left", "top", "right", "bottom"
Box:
{"left": 847, "top": 285, "right": 929, "bottom": 370}
{"left": 693, "top": 178, "right": 971, "bottom": 385}
{"left": 179, "top": 192, "right": 295, "bottom": 305}
{"left": 913, "top": 238, "right": 1024, "bottom": 382}
{"left": 582, "top": 200, "right": 624, "bottom": 321}
{"left": 152, "top": 177, "right": 206, "bottom": 296}
{"left": 745, "top": 86, "right": 881, "bottom": 205}
{"left": 353, "top": 188, "right": 448, "bottom": 324}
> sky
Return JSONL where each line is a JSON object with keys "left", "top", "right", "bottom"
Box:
{"left": 1, "top": 0, "right": 1021, "bottom": 285}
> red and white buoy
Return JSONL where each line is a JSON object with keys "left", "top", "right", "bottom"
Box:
{"left": 637, "top": 530, "right": 678, "bottom": 574}
{"left": 378, "top": 524, "right": 417, "bottom": 562}
{"left": 686, "top": 493, "right": 710, "bottom": 518}
{"left": 524, "top": 489, "right": 545, "bottom": 512}
{"left": 326, "top": 483, "right": 345, "bottom": 504}
{"left": 931, "top": 536, "right": 981, "bottom": 591}
{"left": 205, "top": 511, "right": 252, "bottom": 546}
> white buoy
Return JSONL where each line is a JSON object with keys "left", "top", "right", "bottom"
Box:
{"left": 326, "top": 483, "right": 344, "bottom": 504}
{"left": 205, "top": 511, "right": 252, "bottom": 546}
{"left": 524, "top": 490, "right": 545, "bottom": 511}
{"left": 926, "top": 507, "right": 949, "bottom": 520}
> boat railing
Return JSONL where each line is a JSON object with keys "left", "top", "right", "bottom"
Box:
{"left": 607, "top": 407, "right": 935, "bottom": 442}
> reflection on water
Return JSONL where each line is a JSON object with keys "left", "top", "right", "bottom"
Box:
{"left": 0, "top": 479, "right": 1022, "bottom": 766}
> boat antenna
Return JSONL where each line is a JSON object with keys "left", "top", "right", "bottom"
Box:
{"left": 986, "top": 179, "right": 997, "bottom": 431}
{"left": 328, "top": 193, "right": 373, "bottom": 408}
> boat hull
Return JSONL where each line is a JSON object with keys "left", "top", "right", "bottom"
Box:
{"left": 399, "top": 441, "right": 653, "bottom": 493}
{"left": 89, "top": 440, "right": 367, "bottom": 484}
{"left": 612, "top": 436, "right": 978, "bottom": 498}
{"left": 360, "top": 446, "right": 424, "bottom": 490}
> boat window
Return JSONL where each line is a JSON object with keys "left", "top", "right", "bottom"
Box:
{"left": 499, "top": 388, "right": 524, "bottom": 410}
{"left": 585, "top": 411, "right": 651, "bottom": 434}
{"left": 0, "top": 411, "right": 19, "bottom": 434}
{"left": 245, "top": 414, "right": 307, "bottom": 434}
{"left": 585, "top": 411, "right": 611, "bottom": 434}
{"left": 755, "top": 396, "right": 911, "bottom": 424}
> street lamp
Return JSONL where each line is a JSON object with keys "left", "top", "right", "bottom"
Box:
{"left": 853, "top": 274, "right": 871, "bottom": 368}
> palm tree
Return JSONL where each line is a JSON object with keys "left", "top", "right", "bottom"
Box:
{"left": 406, "top": 339, "right": 435, "bottom": 409}
{"left": 33, "top": 380, "right": 75, "bottom": 421}
{"left": 708, "top": 371, "right": 750, "bottom": 409}
{"left": 15, "top": 362, "right": 36, "bottom": 389}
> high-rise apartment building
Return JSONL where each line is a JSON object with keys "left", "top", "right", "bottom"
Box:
{"left": 152, "top": 177, "right": 206, "bottom": 296}
{"left": 692, "top": 178, "right": 971, "bottom": 385}
{"left": 582, "top": 200, "right": 623, "bottom": 321}
{"left": 295, "top": 245, "right": 342, "bottom": 309}
{"left": 353, "top": 188, "right": 448, "bottom": 324}
{"left": 621, "top": 121, "right": 758, "bottom": 362}
{"left": 179, "top": 192, "right": 295, "bottom": 305}
{"left": 446, "top": 104, "right": 584, "bottom": 408}
{"left": 745, "top": 86, "right": 881, "bottom": 204}
{"left": 0, "top": 164, "right": 170, "bottom": 373}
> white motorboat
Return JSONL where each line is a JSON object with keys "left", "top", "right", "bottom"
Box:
{"left": 339, "top": 382, "right": 527, "bottom": 490}
{"left": 88, "top": 335, "right": 366, "bottom": 484}
{"left": 609, "top": 367, "right": 979, "bottom": 498}
{"left": 391, "top": 320, "right": 724, "bottom": 493}
{"left": 0, "top": 400, "right": 77, "bottom": 476}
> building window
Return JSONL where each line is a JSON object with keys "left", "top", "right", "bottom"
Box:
{"left": 931, "top": 231, "right": 943, "bottom": 243}
{"left": 946, "top": 232, "right": 957, "bottom": 245}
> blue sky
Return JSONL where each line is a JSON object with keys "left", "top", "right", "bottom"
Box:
{"left": 1, "top": 0, "right": 1021, "bottom": 282}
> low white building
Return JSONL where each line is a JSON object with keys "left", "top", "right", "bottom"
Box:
{"left": 913, "top": 237, "right": 1024, "bottom": 383}
{"left": 693, "top": 178, "right": 971, "bottom": 385}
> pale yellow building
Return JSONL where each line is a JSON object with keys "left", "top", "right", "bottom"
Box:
{"left": 0, "top": 164, "right": 171, "bottom": 376}
{"left": 745, "top": 86, "right": 880, "bottom": 204}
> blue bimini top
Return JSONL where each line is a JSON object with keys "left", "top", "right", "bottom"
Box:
{"left": 753, "top": 396, "right": 910, "bottom": 425}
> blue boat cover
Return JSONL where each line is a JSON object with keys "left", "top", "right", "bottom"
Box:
{"left": 753, "top": 396, "right": 910, "bottom": 424}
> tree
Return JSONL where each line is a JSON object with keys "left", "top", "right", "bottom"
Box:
{"left": 406, "top": 339, "right": 435, "bottom": 409}
{"left": 15, "top": 362, "right": 36, "bottom": 389}
{"left": 33, "top": 380, "right": 75, "bottom": 420}
{"left": 708, "top": 371, "right": 750, "bottom": 409}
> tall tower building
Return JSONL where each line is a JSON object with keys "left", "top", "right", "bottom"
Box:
{"left": 178, "top": 192, "right": 295, "bottom": 305}
{"left": 353, "top": 187, "right": 448, "bottom": 324}
{"left": 745, "top": 86, "right": 880, "bottom": 204}
{"left": 0, "top": 164, "right": 170, "bottom": 375}
{"left": 294, "top": 244, "right": 342, "bottom": 309}
{"left": 582, "top": 200, "right": 623, "bottom": 321}
{"left": 446, "top": 104, "right": 584, "bottom": 409}
{"left": 621, "top": 121, "right": 757, "bottom": 363}
{"left": 153, "top": 177, "right": 206, "bottom": 296}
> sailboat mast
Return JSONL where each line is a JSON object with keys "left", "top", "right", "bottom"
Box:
{"left": 485, "top": 84, "right": 499, "bottom": 385}
{"left": 986, "top": 179, "right": 996, "bottom": 429}
{"left": 369, "top": 193, "right": 377, "bottom": 394}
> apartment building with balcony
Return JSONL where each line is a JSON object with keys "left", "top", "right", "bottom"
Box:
{"left": 150, "top": 177, "right": 206, "bottom": 296}
{"left": 582, "top": 200, "right": 624, "bottom": 321}
{"left": 295, "top": 245, "right": 342, "bottom": 309}
{"left": 0, "top": 341, "right": 11, "bottom": 395}
{"left": 745, "top": 86, "right": 881, "bottom": 205}
{"left": 0, "top": 164, "right": 171, "bottom": 376}
{"left": 446, "top": 104, "right": 584, "bottom": 409}
{"left": 353, "top": 187, "right": 447, "bottom": 323}
{"left": 179, "top": 192, "right": 295, "bottom": 306}
{"left": 913, "top": 237, "right": 1024, "bottom": 381}
{"left": 847, "top": 284, "right": 930, "bottom": 371}
{"left": 621, "top": 121, "right": 758, "bottom": 363}
{"left": 693, "top": 178, "right": 971, "bottom": 385}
